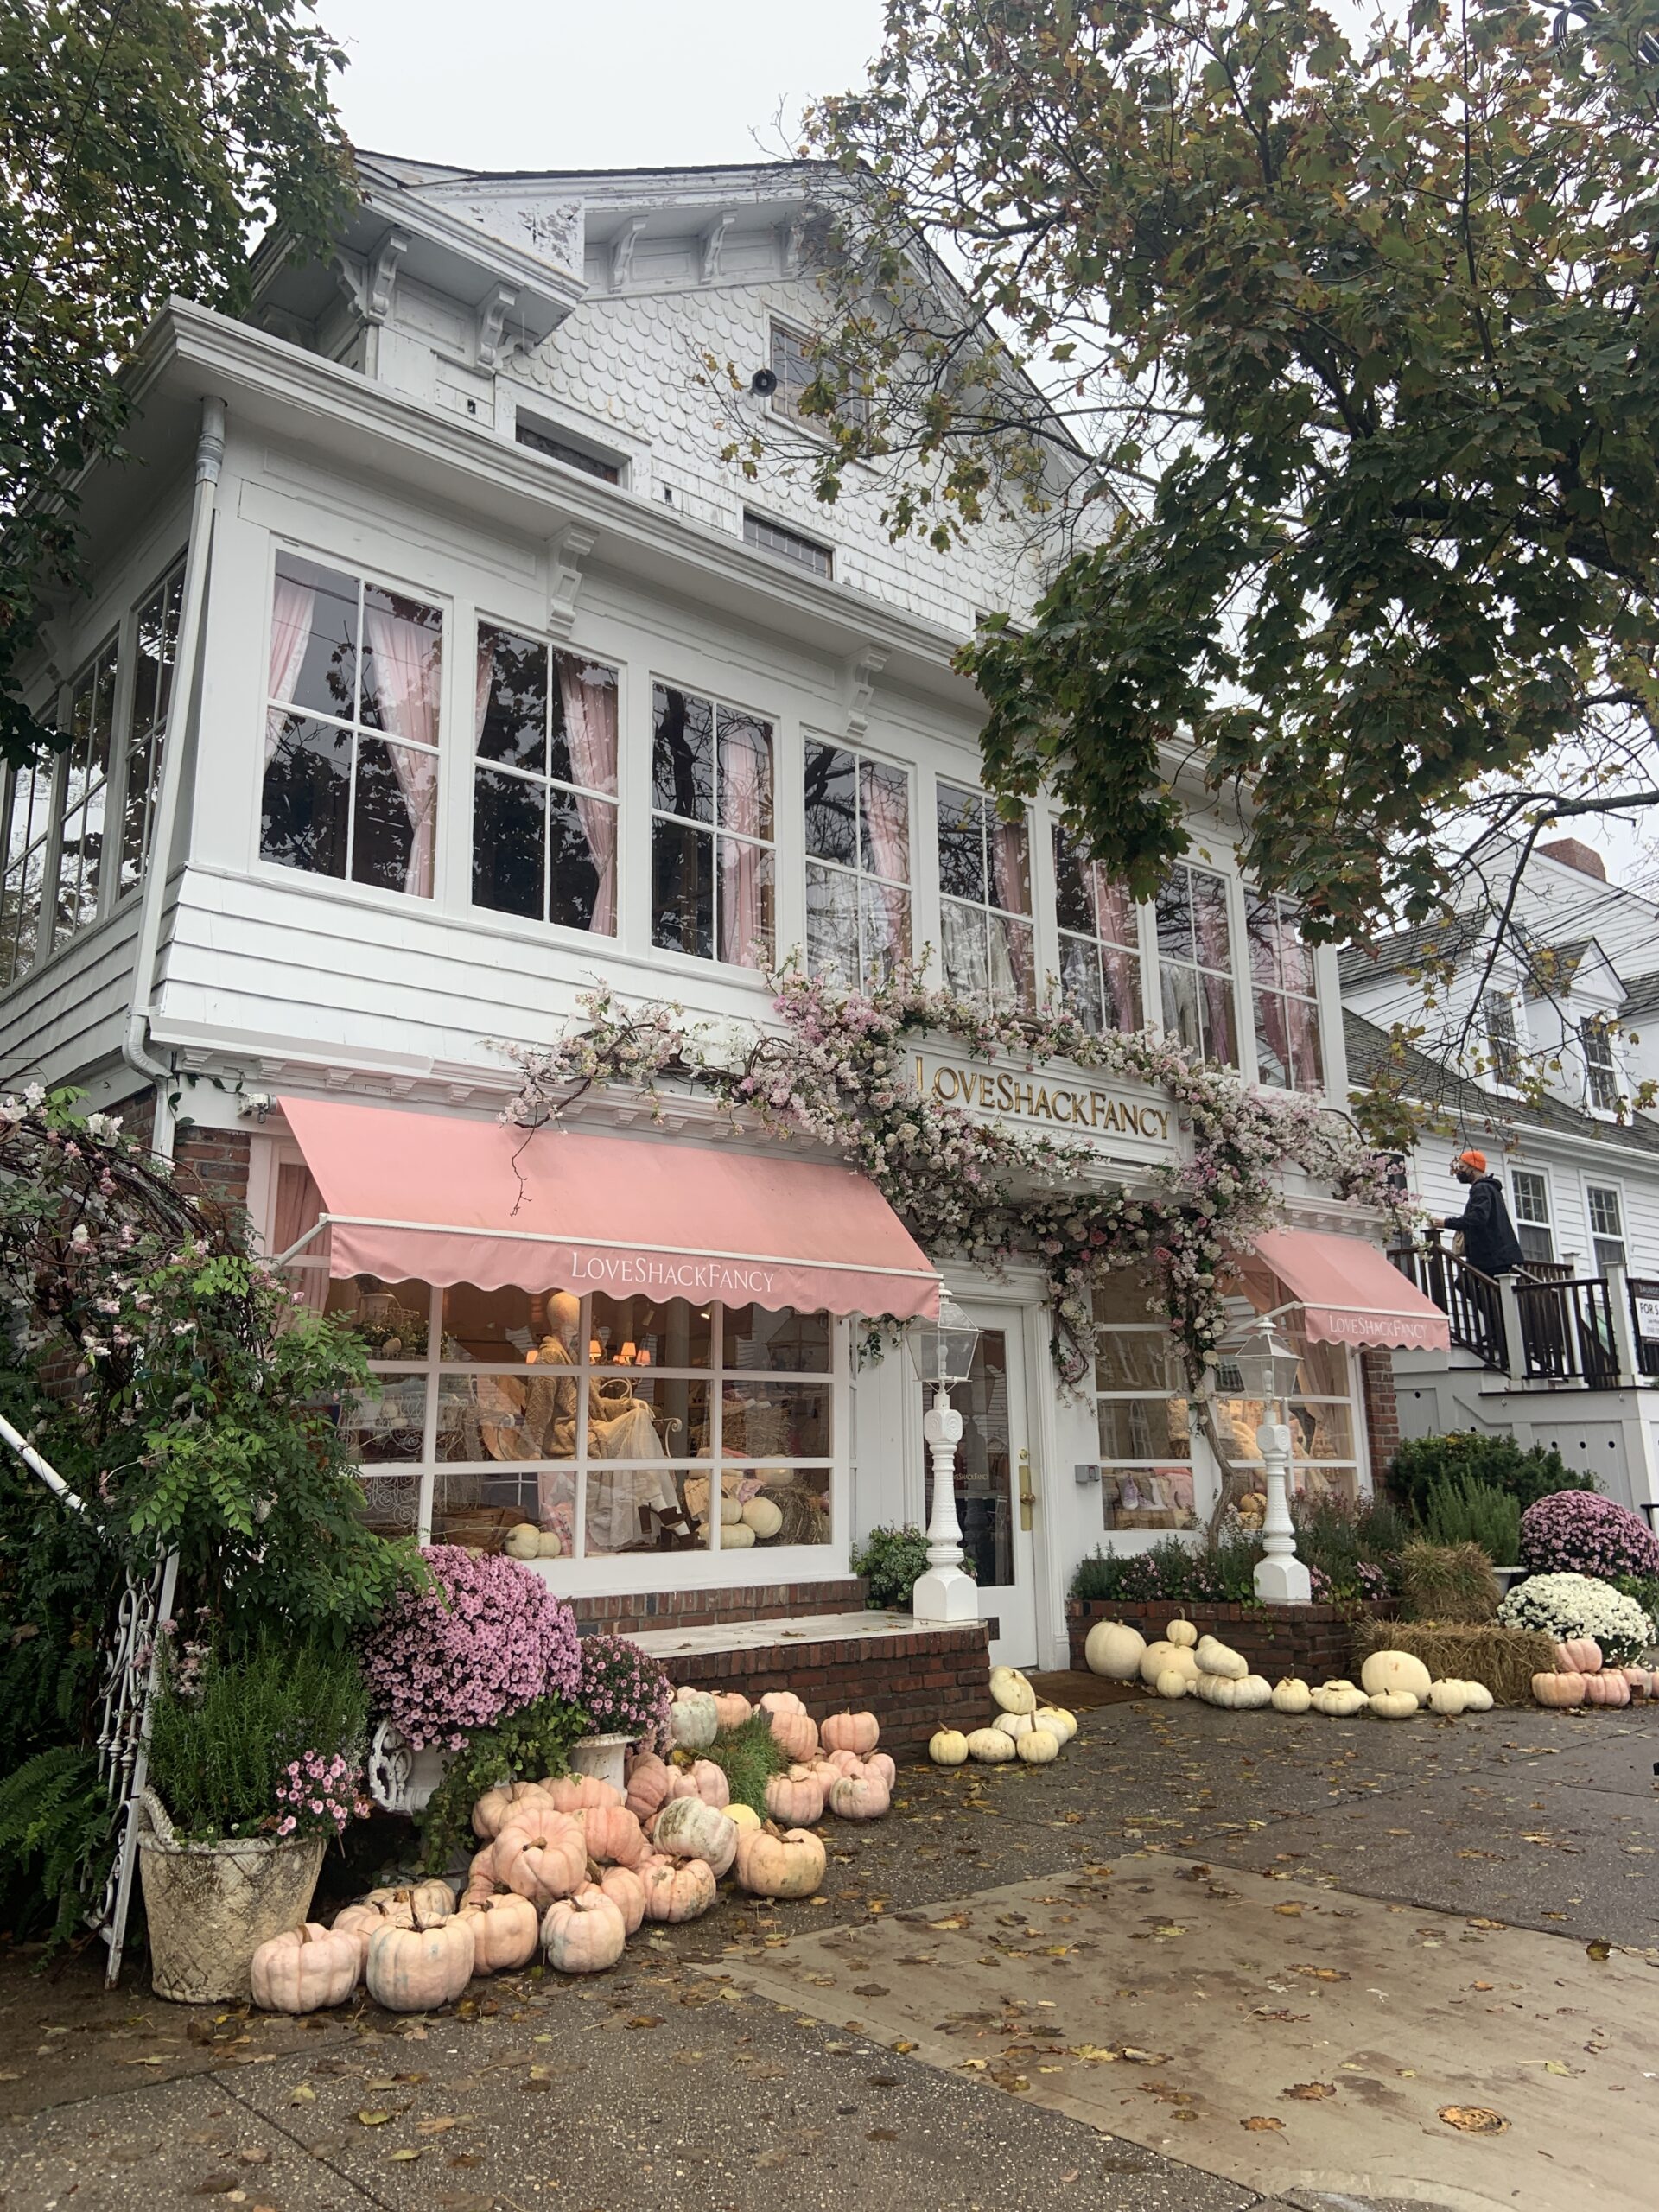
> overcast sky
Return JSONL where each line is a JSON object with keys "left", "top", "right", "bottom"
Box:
{"left": 321, "top": 0, "right": 886, "bottom": 173}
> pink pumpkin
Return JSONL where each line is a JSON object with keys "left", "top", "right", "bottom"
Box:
{"left": 1583, "top": 1669, "right": 1631, "bottom": 1707}
{"left": 542, "top": 1773, "right": 622, "bottom": 1815}
{"left": 821, "top": 1711, "right": 880, "bottom": 1758}
{"left": 596, "top": 1862, "right": 646, "bottom": 1936}
{"left": 711, "top": 1691, "right": 752, "bottom": 1730}
{"left": 767, "top": 1707, "right": 819, "bottom": 1762}
{"left": 765, "top": 1764, "right": 824, "bottom": 1827}
{"left": 864, "top": 1751, "right": 896, "bottom": 1791}
{"left": 1621, "top": 1666, "right": 1653, "bottom": 1700}
{"left": 1557, "top": 1637, "right": 1604, "bottom": 1674}
{"left": 332, "top": 1895, "right": 411, "bottom": 1976}
{"left": 689, "top": 1758, "right": 730, "bottom": 1808}
{"left": 1532, "top": 1670, "right": 1587, "bottom": 1707}
{"left": 625, "top": 1752, "right": 673, "bottom": 1821}
{"left": 493, "top": 1811, "right": 586, "bottom": 1905}
{"left": 828, "top": 1773, "right": 891, "bottom": 1821}
{"left": 251, "top": 1922, "right": 359, "bottom": 2013}
{"left": 757, "top": 1689, "right": 804, "bottom": 1716}
{"left": 639, "top": 1853, "right": 717, "bottom": 1923}
{"left": 825, "top": 1748, "right": 864, "bottom": 1777}
{"left": 471, "top": 1779, "right": 553, "bottom": 1840}
{"left": 540, "top": 1883, "right": 626, "bottom": 1974}
{"left": 807, "top": 1757, "right": 842, "bottom": 1796}
{"left": 459, "top": 1891, "right": 539, "bottom": 1974}
{"left": 575, "top": 1803, "right": 648, "bottom": 1867}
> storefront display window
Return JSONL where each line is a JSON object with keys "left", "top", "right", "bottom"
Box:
{"left": 276, "top": 1181, "right": 836, "bottom": 1562}
{"left": 1092, "top": 1279, "right": 1195, "bottom": 1530}
{"left": 1212, "top": 1331, "right": 1361, "bottom": 1504}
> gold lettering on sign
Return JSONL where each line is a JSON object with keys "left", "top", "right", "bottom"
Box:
{"left": 912, "top": 1053, "right": 1170, "bottom": 1144}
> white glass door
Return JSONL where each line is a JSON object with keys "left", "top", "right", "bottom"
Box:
{"left": 919, "top": 1304, "right": 1037, "bottom": 1665}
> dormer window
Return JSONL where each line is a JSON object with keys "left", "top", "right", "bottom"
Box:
{"left": 1482, "top": 991, "right": 1522, "bottom": 1085}
{"left": 1580, "top": 1017, "right": 1621, "bottom": 1111}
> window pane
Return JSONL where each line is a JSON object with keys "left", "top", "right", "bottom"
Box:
{"left": 353, "top": 738, "right": 435, "bottom": 896}
{"left": 723, "top": 1305, "right": 831, "bottom": 1370}
{"left": 2, "top": 847, "right": 45, "bottom": 981}
{"left": 936, "top": 784, "right": 986, "bottom": 901}
{"left": 476, "top": 627, "right": 549, "bottom": 772}
{"left": 1200, "top": 965, "right": 1237, "bottom": 1065}
{"left": 586, "top": 1464, "right": 708, "bottom": 1556}
{"left": 324, "top": 1279, "right": 432, "bottom": 1355}
{"left": 593, "top": 1294, "right": 712, "bottom": 1369}
{"left": 805, "top": 741, "right": 856, "bottom": 864}
{"left": 586, "top": 1376, "right": 710, "bottom": 1459}
{"left": 717, "top": 836, "right": 774, "bottom": 966}
{"left": 1098, "top": 1397, "right": 1191, "bottom": 1460}
{"left": 1160, "top": 960, "right": 1202, "bottom": 1055}
{"left": 807, "top": 861, "right": 861, "bottom": 988}
{"left": 473, "top": 766, "right": 545, "bottom": 919}
{"left": 1192, "top": 867, "right": 1231, "bottom": 972}
{"left": 118, "top": 731, "right": 156, "bottom": 893}
{"left": 1053, "top": 826, "right": 1093, "bottom": 935}
{"left": 717, "top": 708, "right": 772, "bottom": 840}
{"left": 1103, "top": 940, "right": 1142, "bottom": 1032}
{"left": 988, "top": 816, "right": 1031, "bottom": 916}
{"left": 359, "top": 1472, "right": 423, "bottom": 1537}
{"left": 1155, "top": 868, "right": 1195, "bottom": 961}
{"left": 717, "top": 1377, "right": 830, "bottom": 1459}
{"left": 340, "top": 1377, "right": 427, "bottom": 1463}
{"left": 990, "top": 912, "right": 1035, "bottom": 1010}
{"left": 440, "top": 1284, "right": 544, "bottom": 1362}
{"left": 359, "top": 583, "right": 443, "bottom": 745}
{"left": 1058, "top": 934, "right": 1105, "bottom": 1033}
{"left": 721, "top": 1466, "right": 830, "bottom": 1547}
{"left": 652, "top": 683, "right": 714, "bottom": 821}
{"left": 551, "top": 653, "right": 618, "bottom": 796}
{"left": 859, "top": 872, "right": 908, "bottom": 985}
{"left": 1255, "top": 991, "right": 1292, "bottom": 1089}
{"left": 261, "top": 714, "right": 351, "bottom": 878}
{"left": 1290, "top": 1397, "right": 1354, "bottom": 1464}
{"left": 652, "top": 818, "right": 714, "bottom": 957}
{"left": 1094, "top": 1330, "right": 1176, "bottom": 1390}
{"left": 549, "top": 785, "right": 607, "bottom": 931}
{"left": 1245, "top": 891, "right": 1281, "bottom": 989}
{"left": 860, "top": 759, "right": 908, "bottom": 882}
{"left": 941, "top": 898, "right": 988, "bottom": 1001}
{"left": 273, "top": 553, "right": 359, "bottom": 720}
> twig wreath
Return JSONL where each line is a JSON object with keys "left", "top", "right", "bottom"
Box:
{"left": 502, "top": 964, "right": 1408, "bottom": 1385}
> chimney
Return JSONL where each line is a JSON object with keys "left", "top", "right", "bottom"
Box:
{"left": 1537, "top": 836, "right": 1606, "bottom": 881}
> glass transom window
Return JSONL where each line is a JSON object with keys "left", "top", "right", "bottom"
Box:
{"left": 473, "top": 626, "right": 619, "bottom": 935}
{"left": 804, "top": 739, "right": 910, "bottom": 990}
{"left": 260, "top": 550, "right": 443, "bottom": 899}
{"left": 651, "top": 682, "right": 774, "bottom": 967}
{"left": 937, "top": 780, "right": 1033, "bottom": 1009}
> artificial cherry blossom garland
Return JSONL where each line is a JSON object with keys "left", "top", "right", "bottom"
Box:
{"left": 502, "top": 966, "right": 1409, "bottom": 1383}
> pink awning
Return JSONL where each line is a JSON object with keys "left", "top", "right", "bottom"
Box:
{"left": 276, "top": 1095, "right": 939, "bottom": 1321}
{"left": 1249, "top": 1229, "right": 1450, "bottom": 1352}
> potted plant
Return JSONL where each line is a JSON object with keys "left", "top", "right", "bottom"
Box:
{"left": 138, "top": 1634, "right": 370, "bottom": 2003}
{"left": 572, "top": 1633, "right": 673, "bottom": 1788}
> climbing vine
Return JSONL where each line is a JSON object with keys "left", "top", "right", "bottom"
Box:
{"left": 502, "top": 967, "right": 1411, "bottom": 1384}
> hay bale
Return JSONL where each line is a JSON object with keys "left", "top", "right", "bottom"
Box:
{"left": 1351, "top": 1619, "right": 1557, "bottom": 1705}
{"left": 1397, "top": 1541, "right": 1500, "bottom": 1624}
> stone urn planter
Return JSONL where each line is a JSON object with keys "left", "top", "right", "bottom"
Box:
{"left": 365, "top": 1719, "right": 449, "bottom": 1816}
{"left": 569, "top": 1732, "right": 633, "bottom": 1794}
{"left": 137, "top": 1790, "right": 325, "bottom": 2004}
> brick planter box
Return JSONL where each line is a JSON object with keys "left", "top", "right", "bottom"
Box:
{"left": 660, "top": 1624, "right": 990, "bottom": 1758}
{"left": 571, "top": 1579, "right": 867, "bottom": 1637}
{"left": 1067, "top": 1596, "right": 1387, "bottom": 1681}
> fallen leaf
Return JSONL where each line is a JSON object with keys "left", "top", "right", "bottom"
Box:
{"left": 626, "top": 2015, "right": 664, "bottom": 2029}
{"left": 355, "top": 2110, "right": 392, "bottom": 2126}
{"left": 1241, "top": 2115, "right": 1284, "bottom": 2132}
{"left": 1544, "top": 2061, "right": 1573, "bottom": 2076}
{"left": 387, "top": 2147, "right": 422, "bottom": 2162}
{"left": 867, "top": 2127, "right": 900, "bottom": 2141}
{"left": 416, "top": 2116, "right": 461, "bottom": 2134}
{"left": 890, "top": 2038, "right": 917, "bottom": 2054}
{"left": 853, "top": 1984, "right": 889, "bottom": 1998}
{"left": 1273, "top": 1903, "right": 1303, "bottom": 1917}
{"left": 1586, "top": 1941, "right": 1612, "bottom": 1962}
{"left": 288, "top": 2085, "right": 315, "bottom": 2105}
{"left": 1282, "top": 2082, "right": 1336, "bottom": 2101}
{"left": 1439, "top": 2106, "right": 1509, "bottom": 2134}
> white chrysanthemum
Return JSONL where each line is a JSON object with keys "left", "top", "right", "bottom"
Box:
{"left": 1498, "top": 1571, "right": 1655, "bottom": 1662}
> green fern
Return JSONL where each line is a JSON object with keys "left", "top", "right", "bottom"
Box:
{"left": 0, "top": 1745, "right": 113, "bottom": 1943}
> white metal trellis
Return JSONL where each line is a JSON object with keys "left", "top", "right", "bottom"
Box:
{"left": 1, "top": 1410, "right": 176, "bottom": 1986}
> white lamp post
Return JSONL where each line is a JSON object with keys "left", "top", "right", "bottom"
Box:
{"left": 1236, "top": 1323, "right": 1312, "bottom": 1605}
{"left": 906, "top": 1292, "right": 982, "bottom": 1625}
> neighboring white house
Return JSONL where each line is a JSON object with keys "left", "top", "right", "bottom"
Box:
{"left": 1341, "top": 836, "right": 1659, "bottom": 1514}
{"left": 0, "top": 154, "right": 1428, "bottom": 1668}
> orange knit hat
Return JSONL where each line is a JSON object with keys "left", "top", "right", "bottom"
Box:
{"left": 1455, "top": 1148, "right": 1487, "bottom": 1174}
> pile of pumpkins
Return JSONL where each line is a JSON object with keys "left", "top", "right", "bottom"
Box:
{"left": 1531, "top": 1638, "right": 1656, "bottom": 1708}
{"left": 1084, "top": 1618, "right": 1497, "bottom": 1721}
{"left": 927, "top": 1663, "right": 1078, "bottom": 1767}
{"left": 247, "top": 1687, "right": 893, "bottom": 2016}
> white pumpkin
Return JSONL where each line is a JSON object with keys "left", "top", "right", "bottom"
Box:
{"left": 1233, "top": 1674, "right": 1273, "bottom": 1710}
{"left": 668, "top": 1690, "right": 719, "bottom": 1751}
{"left": 1154, "top": 1669, "right": 1189, "bottom": 1700}
{"left": 741, "top": 1497, "right": 784, "bottom": 1540}
{"left": 1084, "top": 1621, "right": 1147, "bottom": 1681}
{"left": 1312, "top": 1684, "right": 1368, "bottom": 1718}
{"left": 1194, "top": 1634, "right": 1247, "bottom": 1681}
{"left": 994, "top": 1710, "right": 1035, "bottom": 1741}
{"left": 1270, "top": 1677, "right": 1312, "bottom": 1714}
{"left": 1018, "top": 1727, "right": 1060, "bottom": 1764}
{"left": 1459, "top": 1681, "right": 1494, "bottom": 1713}
{"left": 1193, "top": 1673, "right": 1239, "bottom": 1708}
{"left": 1164, "top": 1618, "right": 1198, "bottom": 1649}
{"left": 989, "top": 1666, "right": 1037, "bottom": 1716}
{"left": 1359, "top": 1649, "right": 1433, "bottom": 1703}
{"left": 504, "top": 1522, "right": 541, "bottom": 1560}
{"left": 1138, "top": 1640, "right": 1199, "bottom": 1688}
{"left": 929, "top": 1728, "right": 969, "bottom": 1766}
{"left": 1427, "top": 1679, "right": 1470, "bottom": 1717}
{"left": 536, "top": 1529, "right": 563, "bottom": 1558}
{"left": 721, "top": 1523, "right": 758, "bottom": 1549}
{"left": 966, "top": 1726, "right": 1015, "bottom": 1763}
{"left": 1369, "top": 1689, "right": 1419, "bottom": 1719}
{"left": 1035, "top": 1706, "right": 1077, "bottom": 1744}
{"left": 720, "top": 1496, "right": 743, "bottom": 1524}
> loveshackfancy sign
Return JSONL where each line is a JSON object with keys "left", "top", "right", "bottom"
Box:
{"left": 912, "top": 1052, "right": 1174, "bottom": 1148}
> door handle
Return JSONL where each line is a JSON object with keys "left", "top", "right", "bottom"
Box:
{"left": 1018, "top": 1446, "right": 1035, "bottom": 1531}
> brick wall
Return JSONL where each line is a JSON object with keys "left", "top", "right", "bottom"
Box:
{"left": 570, "top": 1579, "right": 868, "bottom": 1636}
{"left": 1360, "top": 1349, "right": 1402, "bottom": 1484}
{"left": 659, "top": 1623, "right": 991, "bottom": 1756}
{"left": 1067, "top": 1596, "right": 1375, "bottom": 1681}
{"left": 173, "top": 1124, "right": 252, "bottom": 1211}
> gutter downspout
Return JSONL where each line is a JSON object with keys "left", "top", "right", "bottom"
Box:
{"left": 121, "top": 396, "right": 226, "bottom": 1162}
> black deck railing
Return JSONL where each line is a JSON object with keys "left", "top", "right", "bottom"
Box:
{"left": 1512, "top": 1274, "right": 1618, "bottom": 1387}
{"left": 1391, "top": 1242, "right": 1652, "bottom": 1391}
{"left": 1389, "top": 1243, "right": 1508, "bottom": 1370}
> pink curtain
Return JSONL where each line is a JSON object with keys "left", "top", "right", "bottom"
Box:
{"left": 1286, "top": 992, "right": 1322, "bottom": 1087}
{"left": 1255, "top": 986, "right": 1292, "bottom": 1085}
{"left": 1192, "top": 870, "right": 1236, "bottom": 1063}
{"left": 989, "top": 816, "right": 1034, "bottom": 1007}
{"left": 860, "top": 759, "right": 911, "bottom": 964}
{"left": 474, "top": 631, "right": 496, "bottom": 750}
{"left": 719, "top": 717, "right": 771, "bottom": 966}
{"left": 273, "top": 1163, "right": 329, "bottom": 1310}
{"left": 1090, "top": 868, "right": 1141, "bottom": 1029}
{"left": 556, "top": 655, "right": 619, "bottom": 936}
{"left": 365, "top": 601, "right": 441, "bottom": 898}
{"left": 265, "top": 575, "right": 316, "bottom": 766}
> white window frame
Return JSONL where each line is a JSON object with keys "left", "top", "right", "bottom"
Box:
{"left": 802, "top": 734, "right": 912, "bottom": 990}
{"left": 1093, "top": 1320, "right": 1198, "bottom": 1533}
{"left": 1585, "top": 1181, "right": 1628, "bottom": 1274}
{"left": 1580, "top": 1017, "right": 1622, "bottom": 1114}
{"left": 1052, "top": 821, "right": 1144, "bottom": 1038}
{"left": 1481, "top": 989, "right": 1524, "bottom": 1087}
{"left": 648, "top": 676, "right": 778, "bottom": 972}
{"left": 935, "top": 776, "right": 1036, "bottom": 1012}
{"left": 1154, "top": 858, "right": 1243, "bottom": 1070}
{"left": 766, "top": 319, "right": 868, "bottom": 433}
{"left": 1510, "top": 1167, "right": 1554, "bottom": 1264}
{"left": 1212, "top": 1336, "right": 1370, "bottom": 1504}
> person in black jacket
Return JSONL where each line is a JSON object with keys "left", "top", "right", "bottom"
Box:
{"left": 1440, "top": 1150, "right": 1526, "bottom": 1275}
